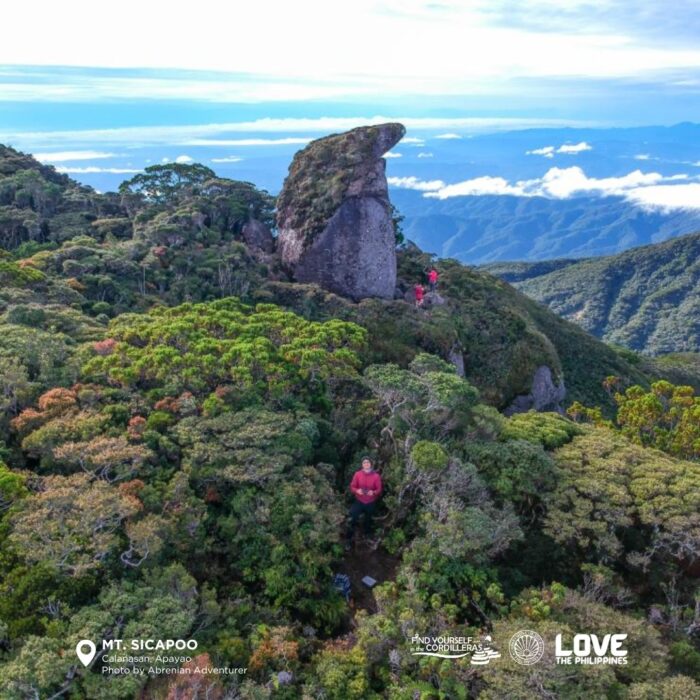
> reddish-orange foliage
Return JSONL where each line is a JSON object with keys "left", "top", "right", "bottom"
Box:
{"left": 214, "top": 385, "right": 233, "bottom": 400}
{"left": 65, "top": 277, "right": 86, "bottom": 291}
{"left": 154, "top": 396, "right": 179, "bottom": 413}
{"left": 10, "top": 408, "right": 43, "bottom": 434}
{"left": 93, "top": 338, "right": 117, "bottom": 356}
{"left": 118, "top": 479, "right": 145, "bottom": 501}
{"left": 164, "top": 654, "right": 224, "bottom": 700}
{"left": 153, "top": 393, "right": 199, "bottom": 416}
{"left": 37, "top": 388, "right": 77, "bottom": 413}
{"left": 127, "top": 416, "right": 147, "bottom": 440}
{"left": 249, "top": 627, "right": 298, "bottom": 673}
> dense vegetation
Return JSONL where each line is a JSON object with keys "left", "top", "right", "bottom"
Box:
{"left": 485, "top": 231, "right": 700, "bottom": 355}
{"left": 0, "top": 145, "right": 698, "bottom": 698}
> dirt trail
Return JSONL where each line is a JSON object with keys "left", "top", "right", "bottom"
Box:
{"left": 335, "top": 536, "right": 401, "bottom": 613}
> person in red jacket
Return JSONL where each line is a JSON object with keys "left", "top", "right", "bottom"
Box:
{"left": 427, "top": 267, "right": 438, "bottom": 292}
{"left": 346, "top": 456, "right": 383, "bottom": 549}
{"left": 414, "top": 283, "right": 425, "bottom": 307}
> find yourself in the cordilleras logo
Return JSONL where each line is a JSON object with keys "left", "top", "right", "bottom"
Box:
{"left": 410, "top": 634, "right": 501, "bottom": 665}
{"left": 469, "top": 636, "right": 501, "bottom": 665}
{"left": 509, "top": 630, "right": 545, "bottom": 665}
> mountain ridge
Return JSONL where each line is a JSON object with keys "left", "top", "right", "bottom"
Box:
{"left": 484, "top": 230, "right": 700, "bottom": 354}
{"left": 393, "top": 188, "right": 700, "bottom": 263}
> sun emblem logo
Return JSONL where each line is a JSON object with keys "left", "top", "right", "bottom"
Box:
{"left": 509, "top": 630, "right": 545, "bottom": 665}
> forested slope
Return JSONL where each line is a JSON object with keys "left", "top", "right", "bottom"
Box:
{"left": 485, "top": 232, "right": 700, "bottom": 355}
{"left": 0, "top": 145, "right": 698, "bottom": 699}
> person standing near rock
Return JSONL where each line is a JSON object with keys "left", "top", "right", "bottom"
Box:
{"left": 428, "top": 267, "right": 439, "bottom": 292}
{"left": 345, "top": 457, "right": 383, "bottom": 550}
{"left": 414, "top": 283, "right": 425, "bottom": 308}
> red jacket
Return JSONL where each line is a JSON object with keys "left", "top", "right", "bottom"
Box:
{"left": 428, "top": 269, "right": 438, "bottom": 283}
{"left": 414, "top": 285, "right": 424, "bottom": 300}
{"left": 350, "top": 469, "right": 383, "bottom": 504}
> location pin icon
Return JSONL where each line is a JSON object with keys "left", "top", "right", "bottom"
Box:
{"left": 76, "top": 640, "right": 96, "bottom": 667}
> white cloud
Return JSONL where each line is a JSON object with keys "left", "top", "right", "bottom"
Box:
{"left": 435, "top": 133, "right": 462, "bottom": 139}
{"left": 175, "top": 154, "right": 193, "bottom": 163}
{"left": 211, "top": 156, "right": 243, "bottom": 163}
{"left": 400, "top": 136, "right": 426, "bottom": 145}
{"left": 625, "top": 183, "right": 700, "bottom": 210}
{"left": 417, "top": 152, "right": 434, "bottom": 158}
{"left": 56, "top": 166, "right": 142, "bottom": 174}
{"left": 425, "top": 175, "right": 526, "bottom": 198}
{"left": 34, "top": 150, "right": 116, "bottom": 162}
{"left": 527, "top": 141, "right": 592, "bottom": 157}
{"left": 388, "top": 176, "right": 446, "bottom": 191}
{"left": 557, "top": 141, "right": 592, "bottom": 153}
{"left": 634, "top": 153, "right": 651, "bottom": 160}
{"left": 527, "top": 146, "right": 555, "bottom": 158}
{"left": 413, "top": 165, "right": 696, "bottom": 209}
{"left": 526, "top": 166, "right": 666, "bottom": 198}
{"left": 161, "top": 157, "right": 170, "bottom": 163}
{"left": 384, "top": 151, "right": 402, "bottom": 158}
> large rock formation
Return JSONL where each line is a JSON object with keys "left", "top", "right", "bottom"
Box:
{"left": 276, "top": 123, "right": 405, "bottom": 300}
{"left": 504, "top": 365, "right": 567, "bottom": 415}
{"left": 241, "top": 219, "right": 274, "bottom": 253}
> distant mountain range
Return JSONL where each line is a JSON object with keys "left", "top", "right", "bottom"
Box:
{"left": 484, "top": 231, "right": 700, "bottom": 355}
{"left": 392, "top": 189, "right": 700, "bottom": 263}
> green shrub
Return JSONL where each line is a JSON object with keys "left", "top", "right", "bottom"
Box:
{"left": 146, "top": 410, "right": 174, "bottom": 432}
{"left": 501, "top": 410, "right": 581, "bottom": 449}
{"left": 410, "top": 440, "right": 449, "bottom": 471}
{"left": 91, "top": 301, "right": 112, "bottom": 316}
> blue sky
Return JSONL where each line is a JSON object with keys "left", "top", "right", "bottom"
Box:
{"left": 2, "top": 0, "right": 699, "bottom": 120}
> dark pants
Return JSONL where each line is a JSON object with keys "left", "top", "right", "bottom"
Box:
{"left": 347, "top": 500, "right": 376, "bottom": 539}
{"left": 429, "top": 281, "right": 436, "bottom": 292}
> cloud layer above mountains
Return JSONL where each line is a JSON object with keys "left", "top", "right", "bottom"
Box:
{"left": 388, "top": 166, "right": 700, "bottom": 210}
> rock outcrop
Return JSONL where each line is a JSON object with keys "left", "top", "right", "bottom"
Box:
{"left": 448, "top": 346, "right": 465, "bottom": 378}
{"left": 504, "top": 365, "right": 566, "bottom": 415}
{"left": 402, "top": 290, "right": 446, "bottom": 308}
{"left": 276, "top": 123, "right": 405, "bottom": 300}
{"left": 241, "top": 219, "right": 274, "bottom": 253}
{"left": 422, "top": 292, "right": 446, "bottom": 309}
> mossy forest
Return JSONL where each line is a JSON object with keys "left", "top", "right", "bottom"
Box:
{"left": 0, "top": 143, "right": 699, "bottom": 699}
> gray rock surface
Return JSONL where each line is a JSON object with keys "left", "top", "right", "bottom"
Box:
{"left": 276, "top": 123, "right": 405, "bottom": 300}
{"left": 423, "top": 292, "right": 446, "bottom": 308}
{"left": 241, "top": 218, "right": 275, "bottom": 253}
{"left": 292, "top": 196, "right": 396, "bottom": 298}
{"left": 504, "top": 365, "right": 566, "bottom": 415}
{"left": 448, "top": 346, "right": 465, "bottom": 377}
